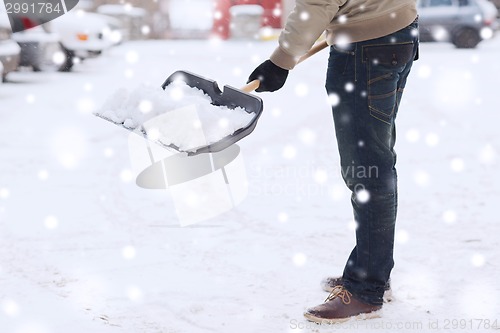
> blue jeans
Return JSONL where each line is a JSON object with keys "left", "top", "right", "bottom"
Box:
{"left": 325, "top": 19, "right": 419, "bottom": 306}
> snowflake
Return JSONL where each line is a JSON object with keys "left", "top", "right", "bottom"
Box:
{"left": 120, "top": 169, "right": 134, "bottom": 183}
{"left": 298, "top": 128, "right": 317, "bottom": 145}
{"left": 417, "top": 64, "right": 432, "bottom": 79}
{"left": 232, "top": 67, "right": 242, "bottom": 77}
{"left": 218, "top": 118, "right": 229, "bottom": 129}
{"left": 139, "top": 99, "right": 153, "bottom": 114}
{"left": 330, "top": 185, "right": 346, "bottom": 201}
{"left": 425, "top": 133, "right": 440, "bottom": 147}
{"left": 431, "top": 26, "right": 448, "bottom": 41}
{"left": 1, "top": 299, "right": 20, "bottom": 317}
{"left": 442, "top": 210, "right": 457, "bottom": 224}
{"left": 405, "top": 128, "right": 420, "bottom": 143}
{"left": 44, "top": 215, "right": 59, "bottom": 229}
{"left": 122, "top": 246, "right": 137, "bottom": 260}
{"left": 51, "top": 128, "right": 87, "bottom": 169}
{"left": 295, "top": 83, "right": 309, "bottom": 97}
{"left": 414, "top": 170, "right": 430, "bottom": 187}
{"left": 124, "top": 69, "right": 134, "bottom": 79}
{"left": 103, "top": 148, "right": 114, "bottom": 158}
{"left": 271, "top": 107, "right": 282, "bottom": 118}
{"left": 335, "top": 34, "right": 351, "bottom": 48}
{"left": 313, "top": 168, "right": 328, "bottom": 184}
{"left": 345, "top": 82, "right": 354, "bottom": 92}
{"left": 38, "top": 170, "right": 49, "bottom": 181}
{"left": 293, "top": 253, "right": 307, "bottom": 267}
{"left": 77, "top": 98, "right": 96, "bottom": 114}
{"left": 52, "top": 51, "right": 66, "bottom": 65}
{"left": 348, "top": 219, "right": 358, "bottom": 231}
{"left": 250, "top": 54, "right": 261, "bottom": 64}
{"left": 355, "top": 189, "right": 370, "bottom": 203}
{"left": 480, "top": 27, "right": 494, "bottom": 40}
{"left": 168, "top": 87, "right": 184, "bottom": 101}
{"left": 0, "top": 188, "right": 10, "bottom": 199}
{"left": 125, "top": 50, "right": 139, "bottom": 64}
{"left": 479, "top": 144, "right": 496, "bottom": 164}
{"left": 300, "top": 11, "right": 310, "bottom": 21}
{"left": 214, "top": 10, "right": 223, "bottom": 20}
{"left": 282, "top": 145, "right": 297, "bottom": 159}
{"left": 328, "top": 93, "right": 340, "bottom": 107}
{"left": 126, "top": 286, "right": 144, "bottom": 301}
{"left": 278, "top": 212, "right": 288, "bottom": 223}
{"left": 450, "top": 158, "right": 465, "bottom": 172}
{"left": 26, "top": 94, "right": 36, "bottom": 104}
{"left": 84, "top": 83, "right": 93, "bottom": 92}
{"left": 470, "top": 253, "right": 485, "bottom": 267}
{"left": 141, "top": 25, "right": 151, "bottom": 35}
{"left": 395, "top": 229, "right": 409, "bottom": 244}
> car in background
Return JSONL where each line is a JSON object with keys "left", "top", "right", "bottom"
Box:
{"left": 96, "top": 4, "right": 146, "bottom": 42}
{"left": 49, "top": 10, "right": 121, "bottom": 71}
{"left": 9, "top": 15, "right": 65, "bottom": 72}
{"left": 0, "top": 12, "right": 20, "bottom": 81}
{"left": 418, "top": 0, "right": 499, "bottom": 48}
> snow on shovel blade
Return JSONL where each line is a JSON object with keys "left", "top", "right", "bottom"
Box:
{"left": 162, "top": 70, "right": 263, "bottom": 155}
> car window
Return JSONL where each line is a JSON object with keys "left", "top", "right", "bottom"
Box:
{"left": 429, "top": 0, "right": 454, "bottom": 6}
{"left": 457, "top": 0, "right": 470, "bottom": 6}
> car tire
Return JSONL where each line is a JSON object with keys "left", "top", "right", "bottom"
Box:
{"left": 58, "top": 46, "right": 75, "bottom": 72}
{"left": 452, "top": 28, "right": 481, "bottom": 48}
{"left": 31, "top": 42, "right": 66, "bottom": 72}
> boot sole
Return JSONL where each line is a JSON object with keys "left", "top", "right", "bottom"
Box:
{"left": 303, "top": 309, "right": 382, "bottom": 324}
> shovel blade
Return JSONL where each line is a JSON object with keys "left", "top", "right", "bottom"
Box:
{"left": 162, "top": 71, "right": 263, "bottom": 155}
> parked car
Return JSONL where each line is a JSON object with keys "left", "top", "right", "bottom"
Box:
{"left": 48, "top": 10, "right": 120, "bottom": 71}
{"left": 9, "top": 14, "right": 64, "bottom": 72}
{"left": 0, "top": 12, "right": 21, "bottom": 81}
{"left": 96, "top": 4, "right": 146, "bottom": 42}
{"left": 418, "top": 0, "right": 499, "bottom": 48}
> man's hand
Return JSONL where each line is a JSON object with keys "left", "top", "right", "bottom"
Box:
{"left": 247, "top": 60, "right": 289, "bottom": 92}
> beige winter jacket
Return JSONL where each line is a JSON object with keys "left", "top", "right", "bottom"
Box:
{"left": 270, "top": 0, "right": 418, "bottom": 69}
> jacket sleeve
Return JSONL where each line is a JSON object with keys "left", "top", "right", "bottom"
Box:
{"left": 270, "top": 0, "right": 347, "bottom": 70}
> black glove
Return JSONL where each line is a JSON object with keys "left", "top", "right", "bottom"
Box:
{"left": 247, "top": 60, "right": 289, "bottom": 92}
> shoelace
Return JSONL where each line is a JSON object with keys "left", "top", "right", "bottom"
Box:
{"left": 325, "top": 285, "right": 352, "bottom": 304}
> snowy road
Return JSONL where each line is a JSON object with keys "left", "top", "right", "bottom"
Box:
{"left": 1, "top": 36, "right": 499, "bottom": 332}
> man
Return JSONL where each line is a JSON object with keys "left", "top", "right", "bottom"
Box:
{"left": 247, "top": 0, "right": 419, "bottom": 323}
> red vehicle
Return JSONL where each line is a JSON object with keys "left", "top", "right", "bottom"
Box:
{"left": 212, "top": 0, "right": 283, "bottom": 39}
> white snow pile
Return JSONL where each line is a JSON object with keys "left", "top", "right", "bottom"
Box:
{"left": 96, "top": 81, "right": 255, "bottom": 151}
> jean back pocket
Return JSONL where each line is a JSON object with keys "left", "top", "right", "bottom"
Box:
{"left": 363, "top": 43, "right": 415, "bottom": 124}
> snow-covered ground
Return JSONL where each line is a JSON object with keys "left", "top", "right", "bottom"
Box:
{"left": 1, "top": 35, "right": 499, "bottom": 333}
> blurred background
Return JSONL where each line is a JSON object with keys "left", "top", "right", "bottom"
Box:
{"left": 2, "top": 0, "right": 499, "bottom": 78}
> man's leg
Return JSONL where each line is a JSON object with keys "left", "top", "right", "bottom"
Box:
{"left": 304, "top": 20, "right": 419, "bottom": 322}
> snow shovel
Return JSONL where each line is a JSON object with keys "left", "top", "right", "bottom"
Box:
{"left": 161, "top": 40, "right": 328, "bottom": 156}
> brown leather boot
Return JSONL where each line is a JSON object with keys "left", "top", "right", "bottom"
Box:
{"left": 320, "top": 276, "right": 393, "bottom": 302}
{"left": 304, "top": 285, "right": 382, "bottom": 324}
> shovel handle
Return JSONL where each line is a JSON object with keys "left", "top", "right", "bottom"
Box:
{"left": 298, "top": 40, "right": 328, "bottom": 64}
{"left": 241, "top": 79, "right": 261, "bottom": 93}
{"left": 240, "top": 40, "right": 329, "bottom": 93}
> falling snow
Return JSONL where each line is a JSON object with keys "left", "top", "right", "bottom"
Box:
{"left": 0, "top": 27, "right": 499, "bottom": 333}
